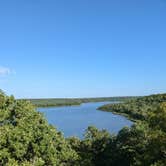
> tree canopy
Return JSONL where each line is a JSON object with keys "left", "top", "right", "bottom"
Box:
{"left": 0, "top": 91, "right": 79, "bottom": 166}
{"left": 0, "top": 91, "right": 165, "bottom": 166}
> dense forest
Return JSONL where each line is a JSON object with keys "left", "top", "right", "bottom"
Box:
{"left": 0, "top": 90, "right": 166, "bottom": 166}
{"left": 24, "top": 97, "right": 137, "bottom": 107}
{"left": 99, "top": 93, "right": 166, "bottom": 121}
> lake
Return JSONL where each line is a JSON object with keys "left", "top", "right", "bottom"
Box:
{"left": 38, "top": 102, "right": 133, "bottom": 138}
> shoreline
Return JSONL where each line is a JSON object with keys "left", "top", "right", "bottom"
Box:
{"left": 98, "top": 108, "right": 137, "bottom": 122}
{"left": 22, "top": 96, "right": 137, "bottom": 108}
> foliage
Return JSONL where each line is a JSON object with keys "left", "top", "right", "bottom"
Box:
{"left": 0, "top": 90, "right": 166, "bottom": 166}
{"left": 24, "top": 97, "right": 137, "bottom": 107}
{"left": 0, "top": 91, "right": 79, "bottom": 166}
{"left": 68, "top": 103, "right": 166, "bottom": 166}
{"left": 99, "top": 93, "right": 166, "bottom": 121}
{"left": 68, "top": 126, "right": 114, "bottom": 166}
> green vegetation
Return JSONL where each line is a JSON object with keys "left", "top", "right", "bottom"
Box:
{"left": 0, "top": 91, "right": 79, "bottom": 166}
{"left": 68, "top": 101, "right": 166, "bottom": 166}
{"left": 24, "top": 97, "right": 137, "bottom": 107}
{"left": 99, "top": 93, "right": 166, "bottom": 121}
{"left": 1, "top": 91, "right": 166, "bottom": 165}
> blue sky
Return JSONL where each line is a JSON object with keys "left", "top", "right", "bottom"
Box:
{"left": 0, "top": 0, "right": 166, "bottom": 98}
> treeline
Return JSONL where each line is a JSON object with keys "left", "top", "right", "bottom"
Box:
{"left": 99, "top": 93, "right": 166, "bottom": 121}
{"left": 0, "top": 91, "right": 166, "bottom": 165}
{"left": 23, "top": 96, "right": 137, "bottom": 107}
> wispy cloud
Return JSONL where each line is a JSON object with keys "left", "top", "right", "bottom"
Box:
{"left": 0, "top": 66, "right": 12, "bottom": 76}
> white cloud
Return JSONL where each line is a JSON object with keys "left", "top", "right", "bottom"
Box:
{"left": 0, "top": 66, "right": 11, "bottom": 76}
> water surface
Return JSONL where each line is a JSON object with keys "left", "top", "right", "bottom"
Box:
{"left": 38, "top": 102, "right": 132, "bottom": 138}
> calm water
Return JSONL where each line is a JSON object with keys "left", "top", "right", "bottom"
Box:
{"left": 38, "top": 102, "right": 133, "bottom": 138}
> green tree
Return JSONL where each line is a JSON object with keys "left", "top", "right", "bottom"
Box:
{"left": 0, "top": 92, "right": 79, "bottom": 166}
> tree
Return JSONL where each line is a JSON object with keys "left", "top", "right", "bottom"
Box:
{"left": 0, "top": 92, "right": 79, "bottom": 166}
{"left": 1, "top": 90, "right": 166, "bottom": 166}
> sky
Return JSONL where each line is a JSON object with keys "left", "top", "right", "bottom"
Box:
{"left": 0, "top": 0, "right": 166, "bottom": 98}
